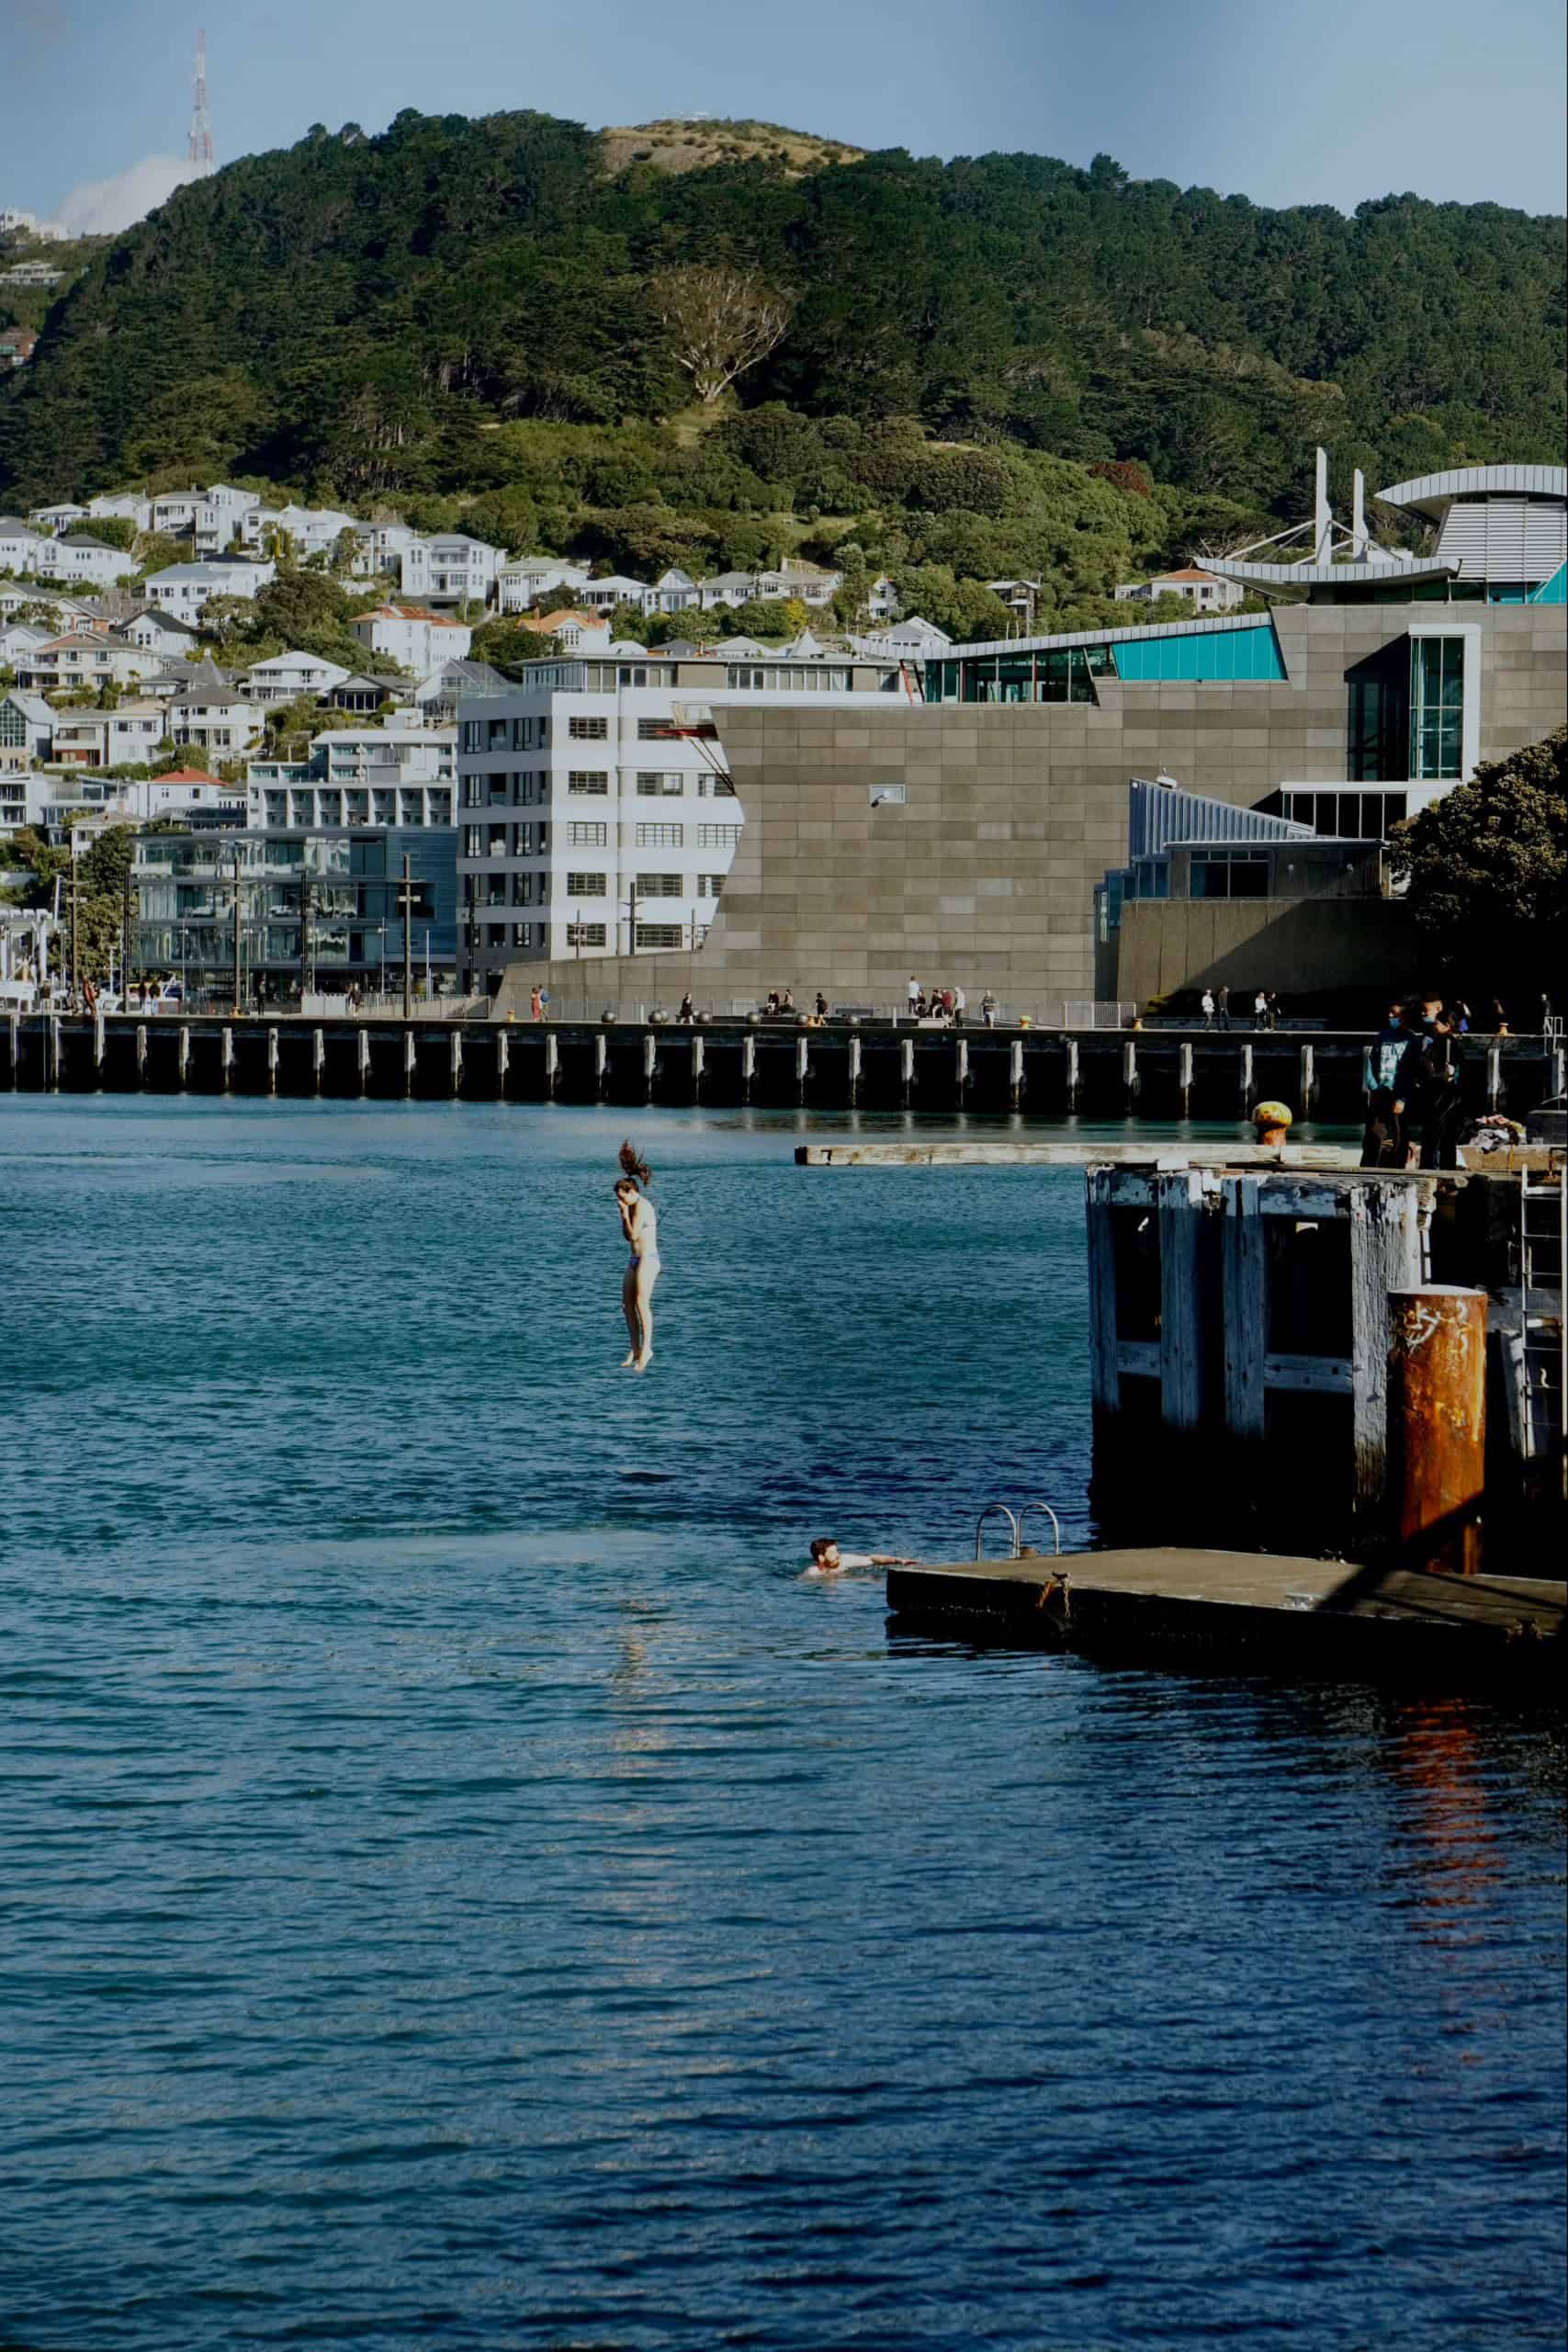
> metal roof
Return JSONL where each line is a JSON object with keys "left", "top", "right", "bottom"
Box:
{"left": 1199, "top": 556, "right": 1456, "bottom": 588}
{"left": 1374, "top": 464, "right": 1568, "bottom": 520}
{"left": 945, "top": 612, "right": 1280, "bottom": 661}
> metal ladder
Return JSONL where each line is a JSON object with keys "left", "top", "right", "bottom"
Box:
{"left": 1518, "top": 1163, "right": 1566, "bottom": 1490}
{"left": 975, "top": 1500, "right": 1063, "bottom": 1560}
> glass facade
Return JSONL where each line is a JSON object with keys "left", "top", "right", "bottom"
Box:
{"left": 132, "top": 829, "right": 457, "bottom": 983}
{"left": 1280, "top": 789, "right": 1408, "bottom": 840}
{"left": 1410, "top": 636, "right": 1466, "bottom": 780}
{"left": 1346, "top": 642, "right": 1409, "bottom": 783}
{"left": 928, "top": 645, "right": 1111, "bottom": 704}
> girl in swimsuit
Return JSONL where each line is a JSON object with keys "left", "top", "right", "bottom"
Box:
{"left": 615, "top": 1142, "right": 660, "bottom": 1372}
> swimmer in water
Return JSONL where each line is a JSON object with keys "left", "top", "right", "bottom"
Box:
{"left": 615, "top": 1141, "right": 660, "bottom": 1372}
{"left": 804, "top": 1539, "right": 916, "bottom": 1576}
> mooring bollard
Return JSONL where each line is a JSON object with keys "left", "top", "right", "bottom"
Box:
{"left": 1238, "top": 1042, "right": 1255, "bottom": 1110}
{"left": 449, "top": 1027, "right": 463, "bottom": 1097}
{"left": 403, "top": 1027, "right": 416, "bottom": 1097}
{"left": 312, "top": 1026, "right": 325, "bottom": 1093}
{"left": 1066, "top": 1036, "right": 1079, "bottom": 1108}
{"left": 177, "top": 1025, "right": 190, "bottom": 1088}
{"left": 544, "top": 1031, "right": 558, "bottom": 1097}
{"left": 900, "top": 1035, "right": 915, "bottom": 1104}
{"left": 848, "top": 1033, "right": 862, "bottom": 1105}
{"left": 1388, "top": 1284, "right": 1488, "bottom": 1575}
{"left": 1486, "top": 1040, "right": 1502, "bottom": 1111}
{"left": 690, "top": 1033, "right": 705, "bottom": 1099}
{"left": 1178, "top": 1040, "right": 1193, "bottom": 1113}
{"left": 221, "top": 1024, "right": 234, "bottom": 1091}
{"left": 642, "top": 1031, "right": 657, "bottom": 1102}
{"left": 1122, "top": 1038, "right": 1139, "bottom": 1101}
{"left": 1298, "top": 1042, "right": 1316, "bottom": 1112}
{"left": 593, "top": 1031, "right": 608, "bottom": 1100}
{"left": 795, "top": 1033, "right": 810, "bottom": 1103}
{"left": 266, "top": 1024, "right": 278, "bottom": 1095}
{"left": 357, "top": 1027, "right": 370, "bottom": 1094}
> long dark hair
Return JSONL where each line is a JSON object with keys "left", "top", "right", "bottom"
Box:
{"left": 618, "top": 1140, "right": 652, "bottom": 1190}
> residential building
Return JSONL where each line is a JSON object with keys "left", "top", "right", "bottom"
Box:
{"left": 455, "top": 642, "right": 903, "bottom": 991}
{"left": 49, "top": 701, "right": 169, "bottom": 767}
{"left": 168, "top": 675, "right": 265, "bottom": 755}
{"left": 986, "top": 577, "right": 1044, "bottom": 628}
{"left": 143, "top": 560, "right": 276, "bottom": 616}
{"left": 348, "top": 523, "right": 426, "bottom": 582}
{"left": 119, "top": 606, "right": 207, "bottom": 658}
{"left": 28, "top": 502, "right": 88, "bottom": 535}
{"left": 855, "top": 616, "right": 952, "bottom": 659}
{"left": 238, "top": 503, "right": 358, "bottom": 561}
{"left": 14, "top": 632, "right": 169, "bottom": 694}
{"left": 86, "top": 492, "right": 155, "bottom": 533}
{"left": 646, "top": 567, "right": 703, "bottom": 617}
{"left": 866, "top": 574, "right": 902, "bottom": 622}
{"left": 698, "top": 561, "right": 843, "bottom": 611}
{"left": 496, "top": 558, "right": 591, "bottom": 614}
{"left": 131, "top": 826, "right": 458, "bottom": 992}
{"left": 0, "top": 261, "right": 63, "bottom": 288}
{"left": 241, "top": 650, "right": 354, "bottom": 703}
{"left": 512, "top": 609, "right": 610, "bottom": 652}
{"left": 28, "top": 535, "right": 140, "bottom": 589}
{"left": 0, "top": 689, "right": 57, "bottom": 771}
{"left": 247, "top": 722, "right": 455, "bottom": 830}
{"left": 412, "top": 658, "right": 513, "bottom": 724}
{"left": 348, "top": 605, "right": 472, "bottom": 671}
{"left": 400, "top": 533, "right": 501, "bottom": 609}
{"left": 1114, "top": 565, "right": 1245, "bottom": 612}
{"left": 0, "top": 330, "right": 39, "bottom": 368}
{"left": 322, "top": 672, "right": 412, "bottom": 716}
{"left": 576, "top": 574, "right": 652, "bottom": 616}
{"left": 0, "top": 622, "right": 52, "bottom": 666}
{"left": 479, "top": 458, "right": 1568, "bottom": 1018}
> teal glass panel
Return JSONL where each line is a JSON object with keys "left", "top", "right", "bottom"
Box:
{"left": 1410, "top": 637, "right": 1465, "bottom": 781}
{"left": 1529, "top": 561, "right": 1567, "bottom": 605}
{"left": 1111, "top": 624, "right": 1285, "bottom": 682}
{"left": 1486, "top": 584, "right": 1528, "bottom": 604}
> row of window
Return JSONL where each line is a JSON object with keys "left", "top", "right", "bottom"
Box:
{"left": 563, "top": 873, "right": 725, "bottom": 899}
{"left": 459, "top": 768, "right": 735, "bottom": 806}
{"left": 478, "top": 919, "right": 702, "bottom": 955}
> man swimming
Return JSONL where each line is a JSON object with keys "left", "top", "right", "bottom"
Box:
{"left": 805, "top": 1538, "right": 915, "bottom": 1576}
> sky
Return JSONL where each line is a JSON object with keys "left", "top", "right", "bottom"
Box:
{"left": 8, "top": 0, "right": 1567, "bottom": 233}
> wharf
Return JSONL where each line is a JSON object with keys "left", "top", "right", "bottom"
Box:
{"left": 886, "top": 1549, "right": 1565, "bottom": 1681}
{"left": 798, "top": 1139, "right": 1364, "bottom": 1168}
{"left": 5, "top": 1011, "right": 1562, "bottom": 1120}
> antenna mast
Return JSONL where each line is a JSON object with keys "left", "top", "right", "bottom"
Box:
{"left": 187, "top": 28, "right": 215, "bottom": 175}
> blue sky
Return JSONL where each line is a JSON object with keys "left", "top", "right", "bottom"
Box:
{"left": 10, "top": 0, "right": 1567, "bottom": 230}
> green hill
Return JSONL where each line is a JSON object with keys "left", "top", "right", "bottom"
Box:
{"left": 2, "top": 108, "right": 1561, "bottom": 623}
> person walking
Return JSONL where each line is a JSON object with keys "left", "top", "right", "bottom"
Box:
{"left": 530, "top": 984, "right": 543, "bottom": 1023}
{"left": 1253, "top": 989, "right": 1268, "bottom": 1028}
{"left": 907, "top": 975, "right": 920, "bottom": 1019}
{"left": 1216, "top": 985, "right": 1231, "bottom": 1031}
{"left": 953, "top": 984, "right": 967, "bottom": 1026}
{"left": 1360, "top": 1001, "right": 1412, "bottom": 1168}
{"left": 1200, "top": 989, "right": 1215, "bottom": 1030}
{"left": 981, "top": 989, "right": 998, "bottom": 1029}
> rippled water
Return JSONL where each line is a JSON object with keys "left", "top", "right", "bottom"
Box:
{"left": 3, "top": 1099, "right": 1564, "bottom": 2350}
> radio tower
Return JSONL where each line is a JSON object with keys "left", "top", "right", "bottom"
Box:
{"left": 187, "top": 29, "right": 215, "bottom": 175}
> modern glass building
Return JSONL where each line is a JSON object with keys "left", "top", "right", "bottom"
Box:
{"left": 132, "top": 826, "right": 457, "bottom": 992}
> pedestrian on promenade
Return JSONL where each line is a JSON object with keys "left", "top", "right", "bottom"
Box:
{"left": 1360, "top": 1000, "right": 1411, "bottom": 1167}
{"left": 953, "top": 984, "right": 967, "bottom": 1026}
{"left": 1265, "top": 990, "right": 1280, "bottom": 1030}
{"left": 981, "top": 990, "right": 998, "bottom": 1029}
{"left": 530, "top": 984, "right": 543, "bottom": 1022}
{"left": 1216, "top": 985, "right": 1231, "bottom": 1031}
{"left": 815, "top": 991, "right": 829, "bottom": 1019}
{"left": 1201, "top": 989, "right": 1215, "bottom": 1029}
{"left": 1253, "top": 989, "right": 1268, "bottom": 1027}
{"left": 907, "top": 975, "right": 920, "bottom": 1018}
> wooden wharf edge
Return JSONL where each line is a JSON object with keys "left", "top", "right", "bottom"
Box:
{"left": 799, "top": 1141, "right": 1367, "bottom": 1169}
{"left": 885, "top": 1550, "right": 1565, "bottom": 1683}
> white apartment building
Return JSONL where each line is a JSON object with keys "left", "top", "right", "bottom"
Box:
{"left": 401, "top": 533, "right": 501, "bottom": 609}
{"left": 242, "top": 650, "right": 354, "bottom": 702}
{"left": 497, "top": 559, "right": 591, "bottom": 613}
{"left": 144, "top": 560, "right": 276, "bottom": 616}
{"left": 247, "top": 723, "right": 455, "bottom": 830}
{"left": 50, "top": 701, "right": 169, "bottom": 766}
{"left": 349, "top": 605, "right": 472, "bottom": 671}
{"left": 169, "top": 683, "right": 265, "bottom": 755}
{"left": 455, "top": 647, "right": 901, "bottom": 990}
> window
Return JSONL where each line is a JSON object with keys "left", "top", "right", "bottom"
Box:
{"left": 698, "top": 875, "right": 724, "bottom": 898}
{"left": 1281, "top": 790, "right": 1407, "bottom": 841}
{"left": 569, "top": 770, "right": 608, "bottom": 794}
{"left": 567, "top": 922, "right": 607, "bottom": 947}
{"left": 487, "top": 772, "right": 508, "bottom": 804}
{"left": 1189, "top": 851, "right": 1269, "bottom": 900}
{"left": 462, "top": 826, "right": 482, "bottom": 858}
{"left": 513, "top": 874, "right": 534, "bottom": 905}
{"left": 460, "top": 719, "right": 483, "bottom": 752}
{"left": 637, "top": 772, "right": 683, "bottom": 796}
{"left": 1411, "top": 636, "right": 1465, "bottom": 780}
{"left": 513, "top": 823, "right": 535, "bottom": 855}
{"left": 636, "top": 822, "right": 682, "bottom": 848}
{"left": 570, "top": 715, "right": 608, "bottom": 740}
{"left": 567, "top": 872, "right": 608, "bottom": 897}
{"left": 636, "top": 923, "right": 682, "bottom": 949}
{"left": 697, "top": 822, "right": 742, "bottom": 848}
{"left": 637, "top": 718, "right": 672, "bottom": 741}
{"left": 636, "top": 873, "right": 683, "bottom": 898}
{"left": 697, "top": 775, "right": 736, "bottom": 797}
{"left": 513, "top": 922, "right": 534, "bottom": 948}
{"left": 569, "top": 821, "right": 608, "bottom": 847}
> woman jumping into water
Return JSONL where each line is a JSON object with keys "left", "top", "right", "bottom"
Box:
{"left": 615, "top": 1142, "right": 660, "bottom": 1372}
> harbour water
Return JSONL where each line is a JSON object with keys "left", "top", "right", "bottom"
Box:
{"left": 3, "top": 1099, "right": 1564, "bottom": 2350}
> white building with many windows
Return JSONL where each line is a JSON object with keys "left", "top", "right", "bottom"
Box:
{"left": 455, "top": 646, "right": 902, "bottom": 990}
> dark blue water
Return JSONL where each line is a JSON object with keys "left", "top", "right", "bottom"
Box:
{"left": 3, "top": 1098, "right": 1563, "bottom": 2351}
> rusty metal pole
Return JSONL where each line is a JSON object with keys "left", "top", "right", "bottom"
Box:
{"left": 1387, "top": 1285, "right": 1488, "bottom": 1574}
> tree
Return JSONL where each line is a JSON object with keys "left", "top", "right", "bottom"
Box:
{"left": 652, "top": 266, "right": 793, "bottom": 405}
{"left": 1389, "top": 729, "right": 1566, "bottom": 998}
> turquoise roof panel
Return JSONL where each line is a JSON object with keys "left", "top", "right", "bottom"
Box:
{"left": 1529, "top": 560, "right": 1567, "bottom": 605}
{"left": 1113, "top": 624, "right": 1285, "bottom": 682}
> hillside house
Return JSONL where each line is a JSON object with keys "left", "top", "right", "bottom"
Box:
{"left": 241, "top": 650, "right": 354, "bottom": 703}
{"left": 348, "top": 605, "right": 472, "bottom": 671}
{"left": 143, "top": 560, "right": 276, "bottom": 616}
{"left": 1113, "top": 565, "right": 1245, "bottom": 611}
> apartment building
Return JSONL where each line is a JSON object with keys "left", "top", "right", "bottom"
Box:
{"left": 455, "top": 646, "right": 903, "bottom": 992}
{"left": 247, "top": 722, "right": 455, "bottom": 831}
{"left": 144, "top": 560, "right": 276, "bottom": 616}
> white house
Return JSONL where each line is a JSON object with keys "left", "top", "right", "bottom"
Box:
{"left": 576, "top": 574, "right": 651, "bottom": 616}
{"left": 647, "top": 567, "right": 702, "bottom": 616}
{"left": 246, "top": 724, "right": 456, "bottom": 831}
{"left": 496, "top": 558, "right": 591, "bottom": 614}
{"left": 1113, "top": 564, "right": 1245, "bottom": 612}
{"left": 0, "top": 517, "right": 51, "bottom": 572}
{"left": 239, "top": 503, "right": 359, "bottom": 561}
{"left": 14, "top": 632, "right": 169, "bottom": 694}
{"left": 348, "top": 604, "right": 472, "bottom": 671}
{"left": 241, "top": 650, "right": 353, "bottom": 703}
{"left": 867, "top": 574, "right": 902, "bottom": 622}
{"left": 0, "top": 688, "right": 57, "bottom": 771}
{"left": 50, "top": 701, "right": 169, "bottom": 767}
{"left": 28, "top": 503, "right": 88, "bottom": 536}
{"left": 86, "top": 491, "right": 154, "bottom": 533}
{"left": 349, "top": 522, "right": 426, "bottom": 582}
{"left": 118, "top": 607, "right": 206, "bottom": 658}
{"left": 0, "top": 621, "right": 52, "bottom": 665}
{"left": 400, "top": 533, "right": 502, "bottom": 609}
{"left": 168, "top": 674, "right": 265, "bottom": 754}
{"left": 30, "top": 535, "right": 140, "bottom": 589}
{"left": 697, "top": 561, "right": 843, "bottom": 612}
{"left": 855, "top": 616, "right": 952, "bottom": 658}
{"left": 143, "top": 560, "right": 276, "bottom": 616}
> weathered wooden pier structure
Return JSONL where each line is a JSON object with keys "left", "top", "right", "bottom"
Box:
{"left": 6, "top": 1011, "right": 1563, "bottom": 1119}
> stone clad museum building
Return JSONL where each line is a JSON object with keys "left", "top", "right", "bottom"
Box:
{"left": 457, "top": 463, "right": 1567, "bottom": 1016}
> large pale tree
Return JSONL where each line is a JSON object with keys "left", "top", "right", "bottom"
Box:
{"left": 653, "top": 266, "right": 792, "bottom": 405}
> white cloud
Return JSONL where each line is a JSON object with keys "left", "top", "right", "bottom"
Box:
{"left": 54, "top": 154, "right": 197, "bottom": 237}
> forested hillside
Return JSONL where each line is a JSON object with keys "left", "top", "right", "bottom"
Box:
{"left": 2, "top": 107, "right": 1561, "bottom": 614}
